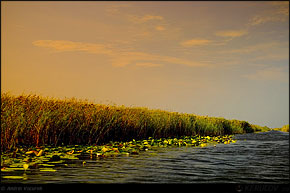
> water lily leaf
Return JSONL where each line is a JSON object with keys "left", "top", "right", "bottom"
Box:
{"left": 200, "top": 143, "right": 207, "bottom": 147}
{"left": 121, "top": 152, "right": 130, "bottom": 156}
{"left": 68, "top": 157, "right": 79, "bottom": 160}
{"left": 48, "top": 160, "right": 64, "bottom": 164}
{"left": 2, "top": 176, "right": 25, "bottom": 179}
{"left": 26, "top": 150, "right": 38, "bottom": 156}
{"left": 1, "top": 168, "right": 16, "bottom": 172}
{"left": 25, "top": 151, "right": 35, "bottom": 155}
{"left": 39, "top": 164, "right": 55, "bottom": 167}
{"left": 39, "top": 158, "right": 50, "bottom": 162}
{"left": 13, "top": 159, "right": 21, "bottom": 163}
{"left": 36, "top": 150, "right": 44, "bottom": 156}
{"left": 44, "top": 154, "right": 53, "bottom": 158}
{"left": 12, "top": 167, "right": 30, "bottom": 171}
{"left": 67, "top": 150, "right": 74, "bottom": 154}
{"left": 9, "top": 163, "right": 24, "bottom": 168}
{"left": 39, "top": 168, "right": 57, "bottom": 172}
{"left": 61, "top": 155, "right": 79, "bottom": 160}
{"left": 101, "top": 147, "right": 109, "bottom": 152}
{"left": 23, "top": 163, "right": 29, "bottom": 170}
{"left": 112, "top": 148, "right": 119, "bottom": 152}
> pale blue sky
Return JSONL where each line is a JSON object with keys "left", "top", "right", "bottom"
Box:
{"left": 2, "top": 1, "right": 289, "bottom": 128}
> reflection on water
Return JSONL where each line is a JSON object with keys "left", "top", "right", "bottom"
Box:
{"left": 2, "top": 130, "right": 289, "bottom": 183}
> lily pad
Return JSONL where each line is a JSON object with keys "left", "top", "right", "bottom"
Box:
{"left": 48, "top": 160, "right": 64, "bottom": 164}
{"left": 38, "top": 164, "right": 55, "bottom": 167}
{"left": 2, "top": 176, "right": 25, "bottom": 179}
{"left": 39, "top": 168, "right": 57, "bottom": 172}
{"left": 9, "top": 163, "right": 25, "bottom": 168}
{"left": 36, "top": 150, "right": 44, "bottom": 156}
{"left": 12, "top": 167, "right": 30, "bottom": 171}
{"left": 61, "top": 155, "right": 79, "bottom": 160}
{"left": 1, "top": 168, "right": 17, "bottom": 172}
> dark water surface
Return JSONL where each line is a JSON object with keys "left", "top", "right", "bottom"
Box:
{"left": 2, "top": 131, "right": 289, "bottom": 183}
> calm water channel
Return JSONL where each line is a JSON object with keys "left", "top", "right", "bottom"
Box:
{"left": 1, "top": 130, "right": 289, "bottom": 183}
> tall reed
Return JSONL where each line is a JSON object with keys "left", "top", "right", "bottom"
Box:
{"left": 273, "top": 124, "right": 289, "bottom": 132}
{"left": 1, "top": 93, "right": 262, "bottom": 151}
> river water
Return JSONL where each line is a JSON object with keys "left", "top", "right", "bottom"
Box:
{"left": 2, "top": 130, "right": 289, "bottom": 184}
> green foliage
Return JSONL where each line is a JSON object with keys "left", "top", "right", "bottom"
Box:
{"left": 250, "top": 124, "right": 271, "bottom": 132}
{"left": 281, "top": 124, "right": 289, "bottom": 132}
{"left": 273, "top": 124, "right": 289, "bottom": 132}
{"left": 1, "top": 93, "right": 260, "bottom": 151}
{"left": 1, "top": 135, "right": 236, "bottom": 178}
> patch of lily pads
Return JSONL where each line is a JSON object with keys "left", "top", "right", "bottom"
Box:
{"left": 1, "top": 135, "right": 236, "bottom": 180}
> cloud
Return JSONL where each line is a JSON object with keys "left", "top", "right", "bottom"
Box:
{"left": 269, "top": 1, "right": 289, "bottom": 16}
{"left": 215, "top": 41, "right": 288, "bottom": 67}
{"left": 135, "top": 62, "right": 163, "bottom": 67}
{"left": 33, "top": 40, "right": 209, "bottom": 68}
{"left": 142, "top": 15, "right": 163, "bottom": 22}
{"left": 180, "top": 39, "right": 212, "bottom": 47}
{"left": 249, "top": 2, "right": 289, "bottom": 26}
{"left": 249, "top": 15, "right": 287, "bottom": 26}
{"left": 243, "top": 66, "right": 288, "bottom": 83}
{"left": 252, "top": 52, "right": 289, "bottom": 62}
{"left": 220, "top": 42, "right": 283, "bottom": 54}
{"left": 105, "top": 4, "right": 133, "bottom": 15}
{"left": 155, "top": 25, "right": 166, "bottom": 31}
{"left": 109, "top": 51, "right": 208, "bottom": 67}
{"left": 154, "top": 55, "right": 208, "bottom": 67}
{"left": 33, "top": 40, "right": 113, "bottom": 55}
{"left": 129, "top": 14, "right": 164, "bottom": 23}
{"left": 215, "top": 30, "right": 248, "bottom": 38}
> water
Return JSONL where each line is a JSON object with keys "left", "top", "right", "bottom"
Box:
{"left": 2, "top": 131, "right": 289, "bottom": 183}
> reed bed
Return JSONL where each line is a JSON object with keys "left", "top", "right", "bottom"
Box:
{"left": 1, "top": 93, "right": 259, "bottom": 151}
{"left": 273, "top": 124, "right": 289, "bottom": 132}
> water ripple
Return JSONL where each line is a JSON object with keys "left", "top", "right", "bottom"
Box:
{"left": 7, "top": 131, "right": 289, "bottom": 184}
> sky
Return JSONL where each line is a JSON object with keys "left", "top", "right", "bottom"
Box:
{"left": 1, "top": 1, "right": 289, "bottom": 128}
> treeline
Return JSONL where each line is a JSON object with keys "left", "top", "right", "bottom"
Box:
{"left": 1, "top": 93, "right": 265, "bottom": 151}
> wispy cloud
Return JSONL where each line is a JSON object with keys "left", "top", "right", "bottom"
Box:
{"left": 248, "top": 1, "right": 289, "bottom": 26}
{"left": 33, "top": 40, "right": 209, "bottom": 68}
{"left": 249, "top": 14, "right": 287, "bottom": 26}
{"left": 105, "top": 4, "right": 133, "bottom": 15}
{"left": 220, "top": 42, "right": 283, "bottom": 54}
{"left": 180, "top": 39, "right": 212, "bottom": 47}
{"left": 243, "top": 66, "right": 288, "bottom": 83}
{"left": 33, "top": 40, "right": 113, "bottom": 55}
{"left": 215, "top": 30, "right": 248, "bottom": 38}
{"left": 105, "top": 7, "right": 168, "bottom": 39}
{"left": 155, "top": 25, "right": 166, "bottom": 31}
{"left": 268, "top": 1, "right": 289, "bottom": 16}
{"left": 109, "top": 51, "right": 208, "bottom": 67}
{"left": 218, "top": 41, "right": 289, "bottom": 64}
{"left": 129, "top": 14, "right": 164, "bottom": 23}
{"left": 135, "top": 62, "right": 163, "bottom": 67}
